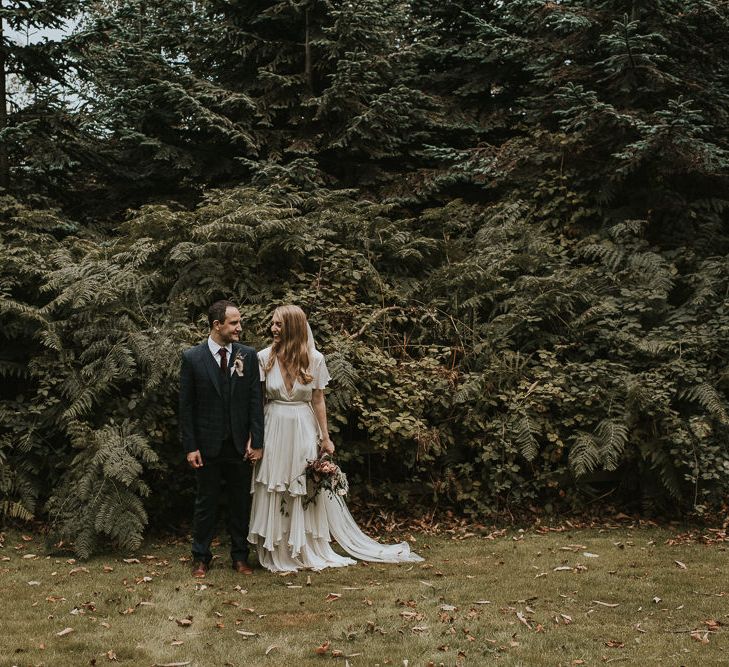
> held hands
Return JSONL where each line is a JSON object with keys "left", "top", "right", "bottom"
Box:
{"left": 187, "top": 450, "right": 203, "bottom": 469}
{"left": 319, "top": 436, "right": 335, "bottom": 456}
{"left": 245, "top": 437, "right": 263, "bottom": 463}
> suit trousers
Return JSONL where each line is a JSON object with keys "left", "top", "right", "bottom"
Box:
{"left": 191, "top": 438, "right": 252, "bottom": 564}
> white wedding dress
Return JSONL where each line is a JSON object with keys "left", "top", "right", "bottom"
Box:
{"left": 248, "top": 346, "right": 423, "bottom": 572}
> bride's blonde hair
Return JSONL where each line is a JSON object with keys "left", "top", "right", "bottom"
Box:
{"left": 265, "top": 305, "right": 313, "bottom": 384}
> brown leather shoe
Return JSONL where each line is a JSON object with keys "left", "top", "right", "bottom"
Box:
{"left": 191, "top": 560, "right": 208, "bottom": 578}
{"left": 232, "top": 560, "right": 253, "bottom": 575}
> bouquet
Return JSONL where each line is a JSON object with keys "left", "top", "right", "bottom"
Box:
{"left": 302, "top": 454, "right": 349, "bottom": 509}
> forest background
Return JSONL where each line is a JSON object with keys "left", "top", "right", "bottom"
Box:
{"left": 0, "top": 0, "right": 727, "bottom": 558}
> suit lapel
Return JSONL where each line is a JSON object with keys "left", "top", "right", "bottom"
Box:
{"left": 201, "top": 342, "right": 223, "bottom": 397}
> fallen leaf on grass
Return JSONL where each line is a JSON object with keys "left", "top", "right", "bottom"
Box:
{"left": 674, "top": 560, "right": 687, "bottom": 570}
{"left": 69, "top": 566, "right": 89, "bottom": 575}
{"left": 439, "top": 604, "right": 457, "bottom": 612}
{"left": 516, "top": 611, "right": 532, "bottom": 629}
{"left": 592, "top": 601, "right": 620, "bottom": 608}
{"left": 236, "top": 630, "right": 259, "bottom": 638}
{"left": 472, "top": 600, "right": 491, "bottom": 605}
{"left": 106, "top": 650, "right": 118, "bottom": 661}
{"left": 175, "top": 618, "right": 192, "bottom": 627}
{"left": 122, "top": 558, "right": 140, "bottom": 564}
{"left": 154, "top": 662, "right": 191, "bottom": 667}
{"left": 27, "top": 580, "right": 40, "bottom": 586}
{"left": 582, "top": 552, "right": 600, "bottom": 558}
{"left": 265, "top": 645, "right": 278, "bottom": 655}
{"left": 22, "top": 554, "right": 38, "bottom": 559}
{"left": 604, "top": 640, "right": 624, "bottom": 648}
{"left": 553, "top": 566, "right": 572, "bottom": 572}
{"left": 314, "top": 640, "right": 331, "bottom": 654}
{"left": 56, "top": 627, "right": 74, "bottom": 637}
{"left": 704, "top": 619, "right": 722, "bottom": 631}
{"left": 331, "top": 649, "right": 344, "bottom": 657}
{"left": 325, "top": 593, "right": 342, "bottom": 602}
{"left": 690, "top": 629, "right": 710, "bottom": 644}
{"left": 170, "top": 640, "right": 183, "bottom": 646}
{"left": 652, "top": 597, "right": 662, "bottom": 604}
{"left": 411, "top": 625, "right": 429, "bottom": 633}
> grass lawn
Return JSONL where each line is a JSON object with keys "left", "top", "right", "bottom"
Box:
{"left": 1, "top": 522, "right": 727, "bottom": 666}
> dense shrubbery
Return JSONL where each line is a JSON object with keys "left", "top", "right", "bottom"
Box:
{"left": 1, "top": 0, "right": 728, "bottom": 556}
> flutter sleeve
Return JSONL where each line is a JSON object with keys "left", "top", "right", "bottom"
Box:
{"left": 313, "top": 351, "right": 331, "bottom": 390}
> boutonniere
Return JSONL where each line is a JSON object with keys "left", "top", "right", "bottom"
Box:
{"left": 232, "top": 350, "right": 245, "bottom": 377}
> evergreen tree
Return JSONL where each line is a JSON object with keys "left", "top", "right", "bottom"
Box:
{"left": 0, "top": 0, "right": 85, "bottom": 199}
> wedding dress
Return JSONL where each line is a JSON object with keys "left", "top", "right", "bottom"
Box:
{"left": 248, "top": 345, "right": 423, "bottom": 572}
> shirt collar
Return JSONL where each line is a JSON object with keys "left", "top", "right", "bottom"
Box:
{"left": 208, "top": 336, "right": 232, "bottom": 357}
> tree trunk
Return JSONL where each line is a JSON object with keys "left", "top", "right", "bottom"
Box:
{"left": 305, "top": 8, "right": 313, "bottom": 93}
{"left": 0, "top": 0, "right": 9, "bottom": 190}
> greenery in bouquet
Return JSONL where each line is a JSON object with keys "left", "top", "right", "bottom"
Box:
{"left": 302, "top": 454, "right": 349, "bottom": 510}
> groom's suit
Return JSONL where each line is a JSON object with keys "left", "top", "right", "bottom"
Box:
{"left": 179, "top": 339, "right": 263, "bottom": 564}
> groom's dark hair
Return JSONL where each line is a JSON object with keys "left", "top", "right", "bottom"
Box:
{"left": 208, "top": 300, "right": 237, "bottom": 328}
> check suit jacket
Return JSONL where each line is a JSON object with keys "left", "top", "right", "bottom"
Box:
{"left": 179, "top": 341, "right": 263, "bottom": 457}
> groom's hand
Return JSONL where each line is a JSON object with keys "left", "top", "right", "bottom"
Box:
{"left": 245, "top": 442, "right": 262, "bottom": 463}
{"left": 187, "top": 450, "right": 203, "bottom": 469}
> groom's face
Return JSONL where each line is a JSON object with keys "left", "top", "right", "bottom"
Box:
{"left": 215, "top": 307, "right": 242, "bottom": 344}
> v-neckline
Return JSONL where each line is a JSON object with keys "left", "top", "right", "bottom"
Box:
{"left": 277, "top": 358, "right": 296, "bottom": 397}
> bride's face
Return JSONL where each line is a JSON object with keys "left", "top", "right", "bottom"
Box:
{"left": 271, "top": 316, "right": 283, "bottom": 343}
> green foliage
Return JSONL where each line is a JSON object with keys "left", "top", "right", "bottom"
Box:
{"left": 2, "top": 1, "right": 729, "bottom": 554}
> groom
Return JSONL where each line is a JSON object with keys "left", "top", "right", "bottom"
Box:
{"left": 179, "top": 300, "right": 264, "bottom": 576}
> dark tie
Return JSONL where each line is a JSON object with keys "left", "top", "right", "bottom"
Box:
{"left": 219, "top": 347, "right": 227, "bottom": 374}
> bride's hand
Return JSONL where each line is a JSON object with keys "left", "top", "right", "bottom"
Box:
{"left": 319, "top": 437, "right": 335, "bottom": 456}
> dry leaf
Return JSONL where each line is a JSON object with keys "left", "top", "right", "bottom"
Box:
{"left": 154, "top": 662, "right": 191, "bottom": 667}
{"left": 314, "top": 640, "right": 331, "bottom": 654}
{"left": 592, "top": 601, "right": 620, "bottom": 607}
{"left": 23, "top": 554, "right": 38, "bottom": 559}
{"left": 674, "top": 560, "right": 687, "bottom": 569}
{"left": 472, "top": 600, "right": 491, "bottom": 605}
{"left": 553, "top": 566, "right": 572, "bottom": 572}
{"left": 235, "top": 630, "right": 259, "bottom": 638}
{"left": 604, "top": 640, "right": 624, "bottom": 648}
{"left": 175, "top": 618, "right": 192, "bottom": 627}
{"left": 690, "top": 630, "right": 710, "bottom": 644}
{"left": 122, "top": 558, "right": 140, "bottom": 564}
{"left": 106, "top": 650, "right": 118, "bottom": 661}
{"left": 265, "top": 645, "right": 279, "bottom": 655}
{"left": 331, "top": 649, "right": 344, "bottom": 657}
{"left": 325, "top": 593, "right": 342, "bottom": 602}
{"left": 582, "top": 552, "right": 600, "bottom": 558}
{"left": 56, "top": 627, "right": 74, "bottom": 637}
{"left": 516, "top": 611, "right": 532, "bottom": 629}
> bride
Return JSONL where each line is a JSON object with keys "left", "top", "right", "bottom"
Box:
{"left": 248, "top": 305, "right": 422, "bottom": 572}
